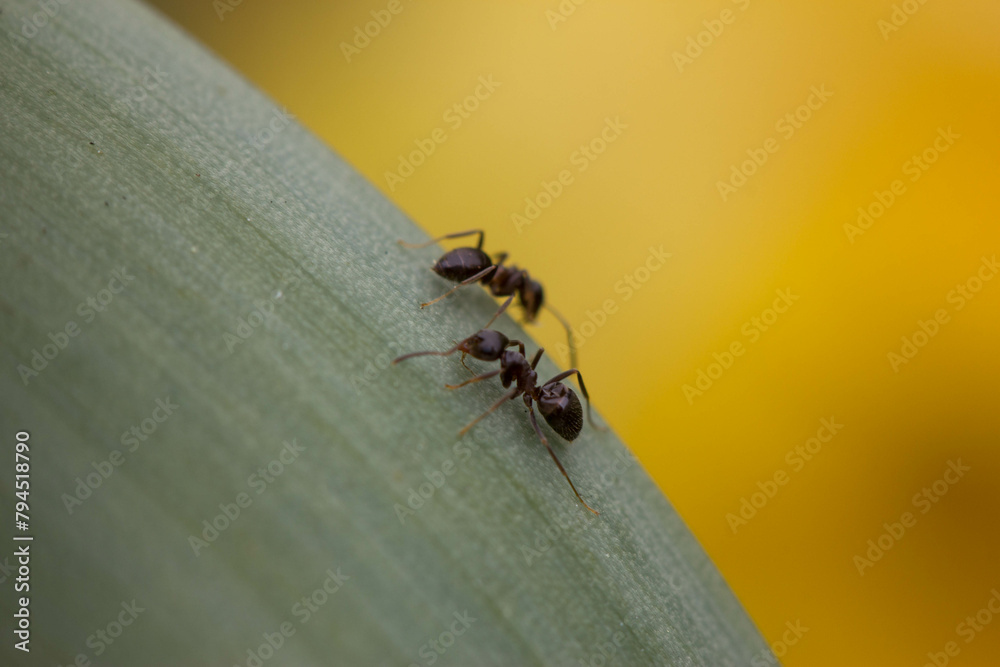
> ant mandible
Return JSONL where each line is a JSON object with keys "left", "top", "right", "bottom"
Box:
{"left": 399, "top": 229, "right": 579, "bottom": 370}
{"left": 392, "top": 297, "right": 600, "bottom": 515}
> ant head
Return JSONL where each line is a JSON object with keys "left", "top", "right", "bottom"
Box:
{"left": 463, "top": 329, "right": 509, "bottom": 362}
{"left": 537, "top": 383, "right": 583, "bottom": 441}
{"left": 519, "top": 279, "right": 544, "bottom": 322}
{"left": 432, "top": 247, "right": 494, "bottom": 283}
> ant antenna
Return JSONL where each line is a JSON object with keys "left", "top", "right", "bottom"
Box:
{"left": 391, "top": 342, "right": 464, "bottom": 365}
{"left": 394, "top": 295, "right": 517, "bottom": 365}
{"left": 398, "top": 229, "right": 485, "bottom": 250}
{"left": 484, "top": 294, "right": 515, "bottom": 328}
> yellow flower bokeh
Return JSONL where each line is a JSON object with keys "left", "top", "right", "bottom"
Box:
{"left": 150, "top": 1, "right": 1000, "bottom": 664}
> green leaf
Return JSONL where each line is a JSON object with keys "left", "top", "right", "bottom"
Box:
{"left": 0, "top": 1, "right": 773, "bottom": 664}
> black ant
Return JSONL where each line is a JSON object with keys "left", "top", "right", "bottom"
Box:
{"left": 393, "top": 297, "right": 600, "bottom": 515}
{"left": 399, "top": 229, "right": 579, "bottom": 369}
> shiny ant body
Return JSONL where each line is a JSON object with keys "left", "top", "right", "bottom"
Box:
{"left": 399, "top": 229, "right": 579, "bottom": 369}
{"left": 393, "top": 296, "right": 600, "bottom": 514}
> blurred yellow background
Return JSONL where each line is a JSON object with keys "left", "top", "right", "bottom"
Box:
{"left": 146, "top": 1, "right": 1000, "bottom": 664}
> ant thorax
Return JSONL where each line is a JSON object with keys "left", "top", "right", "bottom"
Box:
{"left": 518, "top": 279, "right": 544, "bottom": 322}
{"left": 499, "top": 350, "right": 536, "bottom": 393}
{"left": 488, "top": 265, "right": 525, "bottom": 295}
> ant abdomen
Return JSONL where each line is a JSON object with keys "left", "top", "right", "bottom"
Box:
{"left": 538, "top": 383, "right": 584, "bottom": 441}
{"left": 432, "top": 247, "right": 495, "bottom": 283}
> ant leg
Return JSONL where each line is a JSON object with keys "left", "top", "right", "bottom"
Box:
{"left": 507, "top": 339, "right": 526, "bottom": 356}
{"left": 447, "top": 339, "right": 475, "bottom": 374}
{"left": 420, "top": 264, "right": 497, "bottom": 308}
{"left": 543, "top": 303, "right": 578, "bottom": 371}
{"left": 482, "top": 294, "right": 516, "bottom": 329}
{"left": 392, "top": 340, "right": 466, "bottom": 365}
{"left": 460, "top": 352, "right": 474, "bottom": 374}
{"left": 543, "top": 369, "right": 605, "bottom": 431}
{"left": 526, "top": 398, "right": 599, "bottom": 515}
{"left": 398, "top": 229, "right": 485, "bottom": 250}
{"left": 529, "top": 347, "right": 546, "bottom": 369}
{"left": 458, "top": 387, "right": 519, "bottom": 436}
{"left": 445, "top": 369, "right": 500, "bottom": 390}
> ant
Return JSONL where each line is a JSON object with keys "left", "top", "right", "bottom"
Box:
{"left": 393, "top": 296, "right": 601, "bottom": 515}
{"left": 399, "top": 229, "right": 579, "bottom": 370}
